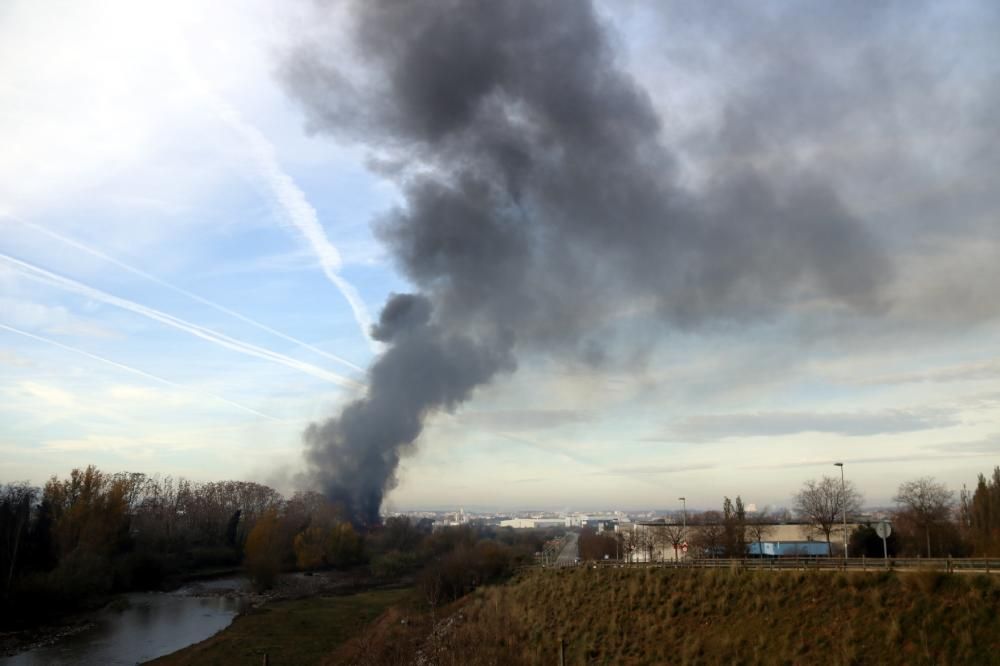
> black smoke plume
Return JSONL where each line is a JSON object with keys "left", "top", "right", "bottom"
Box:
{"left": 282, "top": 0, "right": 889, "bottom": 525}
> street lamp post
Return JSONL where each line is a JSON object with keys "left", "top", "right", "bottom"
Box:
{"left": 678, "top": 497, "right": 687, "bottom": 562}
{"left": 834, "top": 463, "right": 848, "bottom": 561}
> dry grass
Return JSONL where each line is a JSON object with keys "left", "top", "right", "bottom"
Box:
{"left": 151, "top": 569, "right": 1000, "bottom": 665}
{"left": 350, "top": 568, "right": 1000, "bottom": 665}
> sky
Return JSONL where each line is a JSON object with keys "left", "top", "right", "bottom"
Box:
{"left": 1, "top": 0, "right": 999, "bottom": 512}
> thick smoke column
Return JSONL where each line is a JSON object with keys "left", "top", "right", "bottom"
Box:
{"left": 303, "top": 293, "right": 513, "bottom": 524}
{"left": 283, "top": 0, "right": 889, "bottom": 525}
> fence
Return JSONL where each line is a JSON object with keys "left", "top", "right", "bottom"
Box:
{"left": 567, "top": 557, "right": 1000, "bottom": 573}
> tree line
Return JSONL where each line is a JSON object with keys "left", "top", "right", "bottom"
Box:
{"left": 0, "top": 465, "right": 552, "bottom": 629}
{"left": 0, "top": 466, "right": 291, "bottom": 626}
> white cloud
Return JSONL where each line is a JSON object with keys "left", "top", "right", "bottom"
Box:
{"left": 664, "top": 408, "right": 960, "bottom": 442}
{"left": 0, "top": 295, "right": 118, "bottom": 339}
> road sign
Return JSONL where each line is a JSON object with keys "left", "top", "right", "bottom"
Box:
{"left": 876, "top": 520, "right": 892, "bottom": 559}
{"left": 681, "top": 542, "right": 688, "bottom": 554}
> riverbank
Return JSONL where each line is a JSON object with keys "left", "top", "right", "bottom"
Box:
{"left": 0, "top": 617, "right": 95, "bottom": 659}
{"left": 0, "top": 567, "right": 243, "bottom": 659}
{"left": 147, "top": 586, "right": 415, "bottom": 665}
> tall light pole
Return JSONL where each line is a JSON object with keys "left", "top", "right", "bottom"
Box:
{"left": 834, "top": 463, "right": 848, "bottom": 560}
{"left": 678, "top": 497, "right": 687, "bottom": 562}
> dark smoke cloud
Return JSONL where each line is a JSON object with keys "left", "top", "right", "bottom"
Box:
{"left": 281, "top": 0, "right": 890, "bottom": 524}
{"left": 303, "top": 293, "right": 513, "bottom": 524}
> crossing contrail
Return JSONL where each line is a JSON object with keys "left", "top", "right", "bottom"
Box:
{"left": 1, "top": 214, "right": 364, "bottom": 372}
{"left": 213, "top": 102, "right": 377, "bottom": 349}
{"left": 0, "top": 253, "right": 364, "bottom": 389}
{"left": 165, "top": 49, "right": 377, "bottom": 350}
{"left": 0, "top": 322, "right": 280, "bottom": 420}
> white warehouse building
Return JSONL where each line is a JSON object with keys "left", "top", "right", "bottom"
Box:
{"left": 500, "top": 517, "right": 568, "bottom": 529}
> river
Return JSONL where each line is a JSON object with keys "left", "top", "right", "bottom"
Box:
{"left": 0, "top": 578, "right": 249, "bottom": 666}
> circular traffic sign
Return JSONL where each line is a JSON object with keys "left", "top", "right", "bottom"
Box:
{"left": 875, "top": 520, "right": 892, "bottom": 539}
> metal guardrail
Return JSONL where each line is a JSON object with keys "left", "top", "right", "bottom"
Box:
{"left": 571, "top": 557, "right": 1000, "bottom": 573}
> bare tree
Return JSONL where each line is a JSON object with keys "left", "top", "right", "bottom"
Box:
{"left": 660, "top": 522, "right": 687, "bottom": 561}
{"left": 622, "top": 525, "right": 644, "bottom": 563}
{"left": 893, "top": 477, "right": 953, "bottom": 557}
{"left": 637, "top": 525, "right": 657, "bottom": 562}
{"left": 648, "top": 524, "right": 678, "bottom": 563}
{"left": 795, "top": 476, "right": 863, "bottom": 555}
{"left": 690, "top": 511, "right": 725, "bottom": 558}
{"left": 746, "top": 506, "right": 774, "bottom": 556}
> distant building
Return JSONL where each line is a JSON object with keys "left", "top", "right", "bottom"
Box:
{"left": 500, "top": 517, "right": 568, "bottom": 529}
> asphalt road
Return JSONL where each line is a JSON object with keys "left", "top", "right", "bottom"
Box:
{"left": 555, "top": 531, "right": 579, "bottom": 566}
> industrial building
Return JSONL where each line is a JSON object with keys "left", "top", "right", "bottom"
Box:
{"left": 621, "top": 520, "right": 861, "bottom": 562}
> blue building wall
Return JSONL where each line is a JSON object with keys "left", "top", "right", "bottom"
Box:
{"left": 747, "top": 541, "right": 831, "bottom": 557}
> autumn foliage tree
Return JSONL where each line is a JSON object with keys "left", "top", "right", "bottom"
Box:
{"left": 244, "top": 509, "right": 286, "bottom": 590}
{"left": 293, "top": 523, "right": 363, "bottom": 570}
{"left": 43, "top": 466, "right": 130, "bottom": 560}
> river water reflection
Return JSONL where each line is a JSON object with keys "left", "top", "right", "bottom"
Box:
{"left": 2, "top": 580, "right": 249, "bottom": 666}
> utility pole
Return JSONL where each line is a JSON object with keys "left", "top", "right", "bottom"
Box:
{"left": 678, "top": 497, "right": 687, "bottom": 562}
{"left": 834, "top": 463, "right": 848, "bottom": 561}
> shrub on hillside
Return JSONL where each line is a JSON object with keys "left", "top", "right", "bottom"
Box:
{"left": 371, "top": 549, "right": 424, "bottom": 579}
{"left": 293, "top": 522, "right": 364, "bottom": 570}
{"left": 418, "top": 540, "right": 518, "bottom": 606}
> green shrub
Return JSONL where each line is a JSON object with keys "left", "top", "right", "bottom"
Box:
{"left": 371, "top": 549, "right": 423, "bottom": 578}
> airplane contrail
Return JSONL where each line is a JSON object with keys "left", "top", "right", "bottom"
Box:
{"left": 167, "top": 50, "right": 377, "bottom": 351}
{"left": 1, "top": 214, "right": 364, "bottom": 372}
{"left": 0, "top": 322, "right": 280, "bottom": 420}
{"left": 214, "top": 103, "right": 378, "bottom": 351}
{"left": 0, "top": 253, "right": 364, "bottom": 389}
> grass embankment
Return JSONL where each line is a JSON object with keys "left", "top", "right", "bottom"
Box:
{"left": 147, "top": 587, "right": 414, "bottom": 666}
{"left": 347, "top": 567, "right": 1000, "bottom": 665}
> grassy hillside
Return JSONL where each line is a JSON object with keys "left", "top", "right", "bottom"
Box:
{"left": 345, "top": 567, "right": 1000, "bottom": 665}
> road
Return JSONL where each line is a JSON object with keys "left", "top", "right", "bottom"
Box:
{"left": 555, "top": 531, "right": 579, "bottom": 566}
